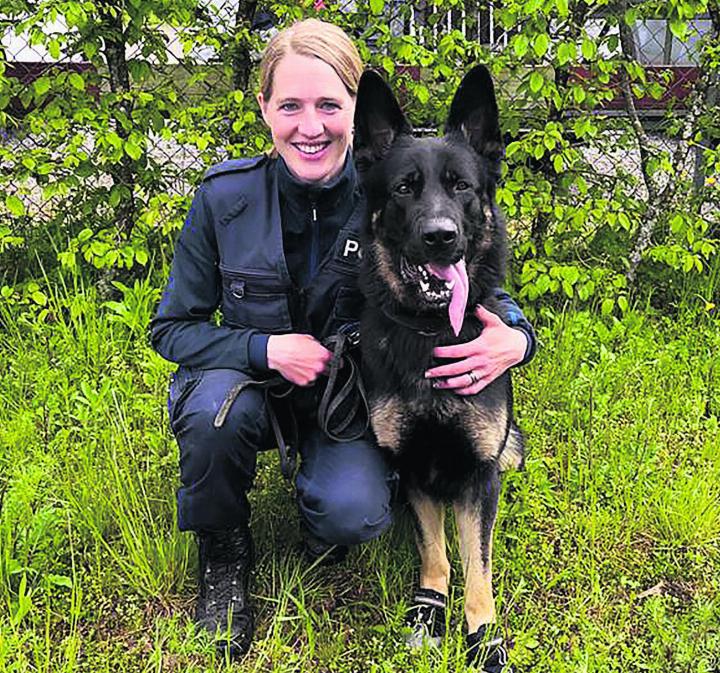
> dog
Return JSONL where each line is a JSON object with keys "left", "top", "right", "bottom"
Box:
{"left": 353, "top": 66, "right": 524, "bottom": 672}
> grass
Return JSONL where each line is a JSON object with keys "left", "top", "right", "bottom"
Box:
{"left": 0, "top": 279, "right": 718, "bottom": 672}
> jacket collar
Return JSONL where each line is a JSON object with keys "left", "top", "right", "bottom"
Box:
{"left": 277, "top": 153, "right": 357, "bottom": 233}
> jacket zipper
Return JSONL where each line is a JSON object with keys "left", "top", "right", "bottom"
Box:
{"left": 309, "top": 202, "right": 319, "bottom": 281}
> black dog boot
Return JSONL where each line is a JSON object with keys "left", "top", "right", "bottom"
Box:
{"left": 466, "top": 624, "right": 514, "bottom": 672}
{"left": 404, "top": 588, "right": 447, "bottom": 648}
{"left": 195, "top": 526, "right": 254, "bottom": 659}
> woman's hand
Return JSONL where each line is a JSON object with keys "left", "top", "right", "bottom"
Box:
{"left": 267, "top": 334, "right": 333, "bottom": 387}
{"left": 424, "top": 305, "right": 528, "bottom": 396}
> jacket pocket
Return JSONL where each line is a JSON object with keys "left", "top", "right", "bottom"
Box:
{"left": 333, "top": 285, "right": 364, "bottom": 322}
{"left": 220, "top": 267, "right": 293, "bottom": 332}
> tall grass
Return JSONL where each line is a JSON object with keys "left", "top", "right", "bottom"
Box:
{"left": 0, "top": 275, "right": 718, "bottom": 671}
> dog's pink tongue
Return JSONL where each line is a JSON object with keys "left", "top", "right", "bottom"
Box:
{"left": 426, "top": 259, "right": 469, "bottom": 336}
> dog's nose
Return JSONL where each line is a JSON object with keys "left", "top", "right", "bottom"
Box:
{"left": 421, "top": 218, "right": 458, "bottom": 248}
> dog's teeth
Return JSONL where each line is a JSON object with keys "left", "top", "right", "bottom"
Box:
{"left": 419, "top": 281, "right": 429, "bottom": 293}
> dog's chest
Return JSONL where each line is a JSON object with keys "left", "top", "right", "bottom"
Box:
{"left": 396, "top": 412, "right": 480, "bottom": 499}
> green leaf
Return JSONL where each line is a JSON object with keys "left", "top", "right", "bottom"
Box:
{"left": 617, "top": 296, "right": 628, "bottom": 313}
{"left": 78, "top": 228, "right": 93, "bottom": 242}
{"left": 48, "top": 39, "right": 61, "bottom": 60}
{"left": 536, "top": 274, "right": 551, "bottom": 294}
{"left": 530, "top": 71, "right": 544, "bottom": 94}
{"left": 533, "top": 34, "right": 549, "bottom": 58}
{"left": 31, "top": 291, "right": 47, "bottom": 306}
{"left": 12, "top": 574, "right": 33, "bottom": 626}
{"left": 669, "top": 19, "right": 687, "bottom": 40}
{"left": 83, "top": 40, "right": 97, "bottom": 60}
{"left": 6, "top": 195, "right": 25, "bottom": 216}
{"left": 124, "top": 140, "right": 142, "bottom": 160}
{"left": 557, "top": 42, "right": 575, "bottom": 66}
{"left": 382, "top": 56, "right": 395, "bottom": 76}
{"left": 46, "top": 574, "right": 73, "bottom": 589}
{"left": 68, "top": 72, "right": 85, "bottom": 90}
{"left": 370, "top": 0, "right": 384, "bottom": 15}
{"left": 513, "top": 34, "right": 529, "bottom": 59}
{"left": 34, "top": 77, "right": 51, "bottom": 96}
{"left": 581, "top": 37, "right": 597, "bottom": 60}
{"left": 109, "top": 186, "right": 122, "bottom": 207}
{"left": 416, "top": 85, "right": 429, "bottom": 106}
{"left": 561, "top": 266, "right": 580, "bottom": 284}
{"left": 135, "top": 248, "right": 148, "bottom": 265}
{"left": 601, "top": 298, "right": 614, "bottom": 315}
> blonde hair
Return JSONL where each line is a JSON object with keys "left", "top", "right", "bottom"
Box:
{"left": 259, "top": 19, "right": 363, "bottom": 100}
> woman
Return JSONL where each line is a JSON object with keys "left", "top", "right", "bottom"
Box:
{"left": 150, "top": 18, "right": 536, "bottom": 659}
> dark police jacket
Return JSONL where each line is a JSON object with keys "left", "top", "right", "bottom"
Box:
{"left": 150, "top": 155, "right": 537, "bottom": 374}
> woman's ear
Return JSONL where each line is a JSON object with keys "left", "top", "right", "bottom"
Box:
{"left": 257, "top": 92, "right": 269, "bottom": 126}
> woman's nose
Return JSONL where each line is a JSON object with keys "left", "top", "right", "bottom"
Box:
{"left": 297, "top": 110, "right": 324, "bottom": 137}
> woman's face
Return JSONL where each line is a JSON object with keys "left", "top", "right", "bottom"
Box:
{"left": 258, "top": 52, "right": 355, "bottom": 184}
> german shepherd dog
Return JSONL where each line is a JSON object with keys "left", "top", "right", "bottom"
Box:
{"left": 353, "top": 67, "right": 523, "bottom": 672}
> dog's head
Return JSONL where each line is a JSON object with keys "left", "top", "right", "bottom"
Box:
{"left": 354, "top": 66, "right": 506, "bottom": 335}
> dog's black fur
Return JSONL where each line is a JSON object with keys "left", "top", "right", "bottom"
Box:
{"left": 354, "top": 66, "right": 523, "bottom": 669}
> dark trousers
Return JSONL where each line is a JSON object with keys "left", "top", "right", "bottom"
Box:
{"left": 168, "top": 367, "right": 396, "bottom": 545}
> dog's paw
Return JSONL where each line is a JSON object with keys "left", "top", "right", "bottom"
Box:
{"left": 403, "top": 588, "right": 447, "bottom": 648}
{"left": 466, "top": 624, "right": 514, "bottom": 672}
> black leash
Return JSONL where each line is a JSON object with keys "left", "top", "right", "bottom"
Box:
{"left": 213, "top": 376, "right": 298, "bottom": 479}
{"left": 212, "top": 331, "right": 369, "bottom": 481}
{"left": 317, "top": 331, "right": 370, "bottom": 442}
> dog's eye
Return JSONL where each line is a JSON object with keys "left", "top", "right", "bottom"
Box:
{"left": 394, "top": 182, "right": 411, "bottom": 195}
{"left": 455, "top": 180, "right": 471, "bottom": 192}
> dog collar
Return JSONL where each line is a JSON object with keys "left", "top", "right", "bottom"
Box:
{"left": 380, "top": 307, "right": 451, "bottom": 337}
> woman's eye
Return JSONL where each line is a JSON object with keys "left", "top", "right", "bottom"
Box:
{"left": 320, "top": 101, "right": 340, "bottom": 111}
{"left": 280, "top": 102, "right": 298, "bottom": 112}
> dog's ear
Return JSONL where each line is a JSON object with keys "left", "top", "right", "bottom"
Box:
{"left": 354, "top": 69, "right": 412, "bottom": 172}
{"left": 445, "top": 65, "right": 503, "bottom": 177}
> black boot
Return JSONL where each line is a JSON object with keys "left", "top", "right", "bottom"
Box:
{"left": 404, "top": 588, "right": 447, "bottom": 648}
{"left": 195, "top": 527, "right": 254, "bottom": 659}
{"left": 466, "top": 624, "right": 514, "bottom": 672}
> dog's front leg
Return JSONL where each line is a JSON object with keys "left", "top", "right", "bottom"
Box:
{"left": 453, "top": 464, "right": 500, "bottom": 632}
{"left": 404, "top": 488, "right": 450, "bottom": 648}
{"left": 455, "top": 465, "right": 514, "bottom": 671}
{"left": 408, "top": 488, "right": 450, "bottom": 595}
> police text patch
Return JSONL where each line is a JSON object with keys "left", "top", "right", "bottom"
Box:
{"left": 337, "top": 233, "right": 362, "bottom": 263}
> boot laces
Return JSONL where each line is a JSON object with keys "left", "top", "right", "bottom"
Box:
{"left": 205, "top": 560, "right": 248, "bottom": 613}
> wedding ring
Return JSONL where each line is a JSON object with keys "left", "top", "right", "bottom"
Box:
{"left": 468, "top": 370, "right": 479, "bottom": 384}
